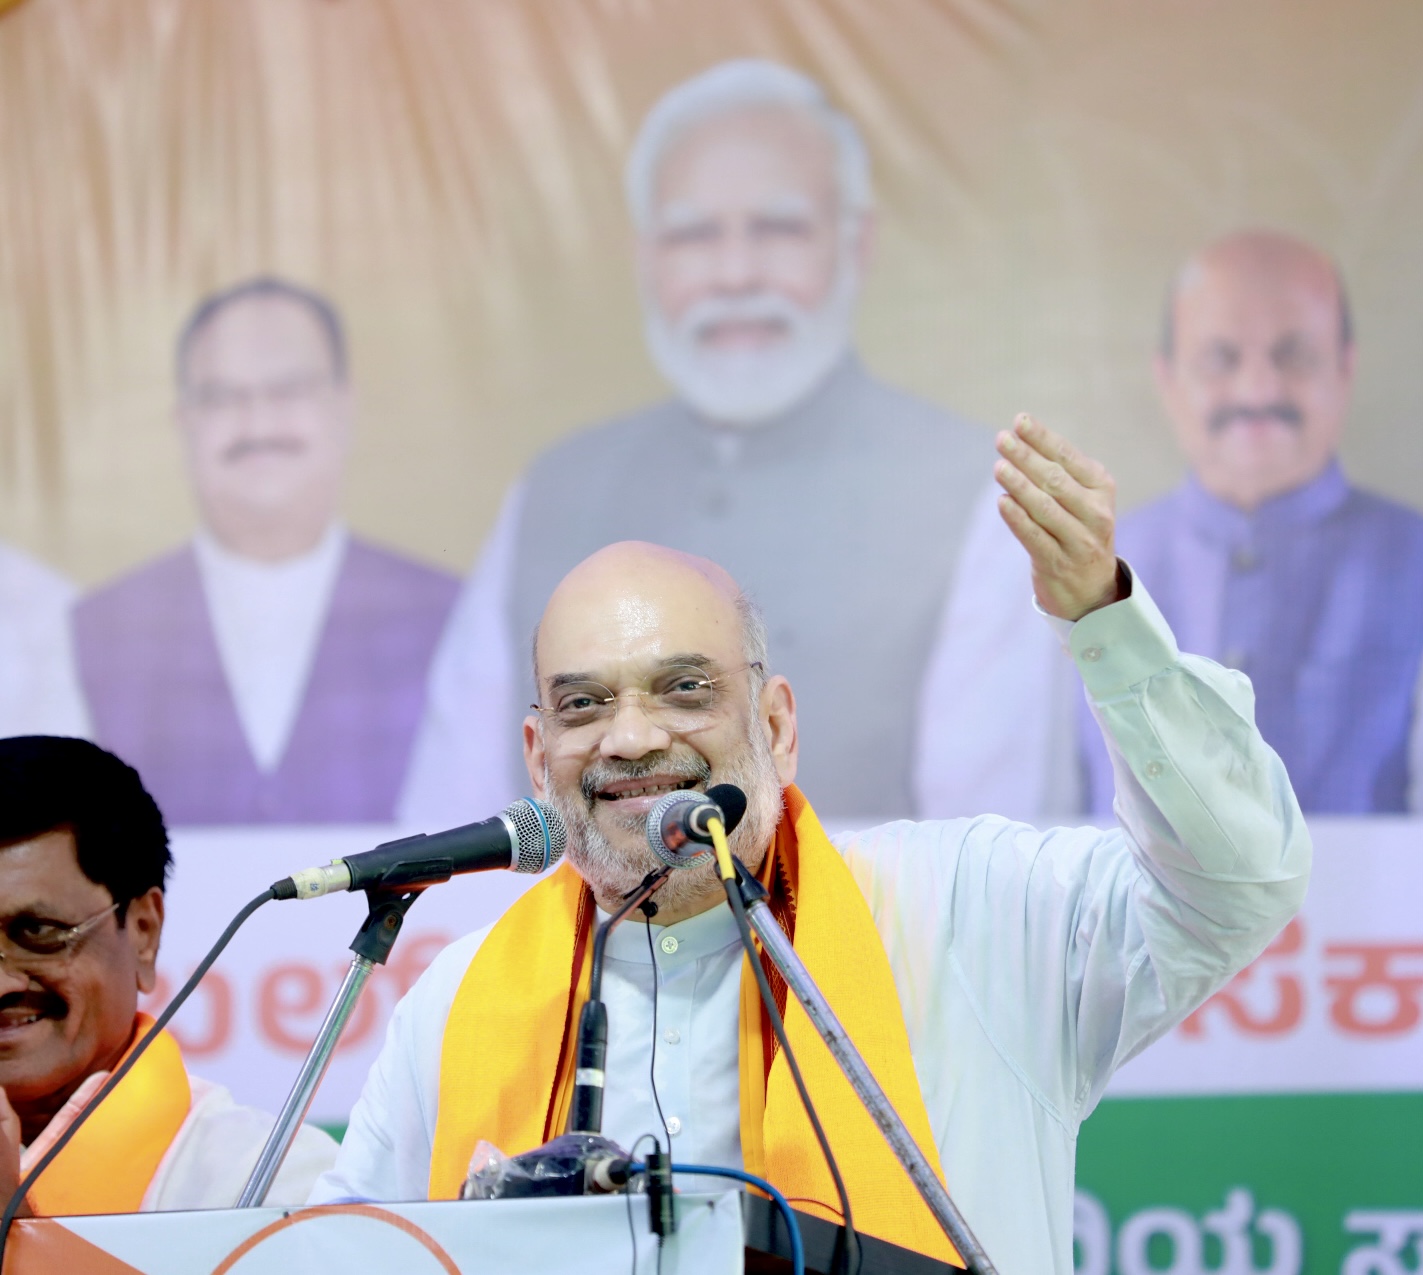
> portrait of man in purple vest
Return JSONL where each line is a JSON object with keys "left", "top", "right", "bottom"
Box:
{"left": 72, "top": 278, "right": 460, "bottom": 824}
{"left": 1081, "top": 230, "right": 1423, "bottom": 814}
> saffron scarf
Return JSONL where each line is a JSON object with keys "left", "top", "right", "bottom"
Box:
{"left": 26, "top": 1013, "right": 192, "bottom": 1216}
{"left": 429, "top": 786, "right": 961, "bottom": 1265}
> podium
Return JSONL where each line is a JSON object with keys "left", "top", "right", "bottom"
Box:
{"left": 4, "top": 1192, "right": 962, "bottom": 1274}
{"left": 741, "top": 1196, "right": 962, "bottom": 1274}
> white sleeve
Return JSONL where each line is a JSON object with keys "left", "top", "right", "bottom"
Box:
{"left": 868, "top": 575, "right": 1310, "bottom": 1118}
{"left": 914, "top": 482, "right": 1082, "bottom": 821}
{"left": 397, "top": 484, "right": 527, "bottom": 827}
{"left": 143, "top": 1079, "right": 338, "bottom": 1211}
{"left": 309, "top": 931, "right": 485, "bottom": 1204}
{"left": 1047, "top": 573, "right": 1311, "bottom": 1104}
{"left": 1408, "top": 651, "right": 1423, "bottom": 814}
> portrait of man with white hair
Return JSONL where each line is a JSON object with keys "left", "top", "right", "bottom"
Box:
{"left": 402, "top": 58, "right": 1019, "bottom": 823}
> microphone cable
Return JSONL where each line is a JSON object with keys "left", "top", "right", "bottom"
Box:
{"left": 642, "top": 909, "right": 673, "bottom": 1154}
{"left": 706, "top": 818, "right": 860, "bottom": 1275}
{"left": 0, "top": 887, "right": 276, "bottom": 1267}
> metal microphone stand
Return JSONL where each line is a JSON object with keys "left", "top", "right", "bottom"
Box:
{"left": 237, "top": 884, "right": 424, "bottom": 1207}
{"left": 730, "top": 865, "right": 998, "bottom": 1275}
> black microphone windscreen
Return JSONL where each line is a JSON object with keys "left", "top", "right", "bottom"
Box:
{"left": 705, "top": 784, "right": 747, "bottom": 836}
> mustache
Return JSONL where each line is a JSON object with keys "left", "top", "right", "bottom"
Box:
{"left": 1208, "top": 403, "right": 1303, "bottom": 433}
{"left": 0, "top": 990, "right": 67, "bottom": 1021}
{"left": 579, "top": 751, "right": 712, "bottom": 808}
{"left": 222, "top": 436, "right": 307, "bottom": 463}
{"left": 679, "top": 292, "right": 805, "bottom": 342}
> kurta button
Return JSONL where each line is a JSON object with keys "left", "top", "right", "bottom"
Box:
{"left": 664, "top": 1028, "right": 681, "bottom": 1045}
{"left": 666, "top": 1116, "right": 683, "bottom": 1136}
{"left": 1144, "top": 760, "right": 1164, "bottom": 779}
{"left": 1081, "top": 646, "right": 1103, "bottom": 663}
{"left": 659, "top": 935, "right": 679, "bottom": 955}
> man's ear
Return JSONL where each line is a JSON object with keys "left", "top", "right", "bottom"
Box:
{"left": 126, "top": 888, "right": 165, "bottom": 997}
{"left": 524, "top": 715, "right": 549, "bottom": 798}
{"left": 759, "top": 675, "right": 798, "bottom": 788}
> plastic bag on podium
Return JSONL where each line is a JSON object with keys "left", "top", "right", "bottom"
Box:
{"left": 460, "top": 1133, "right": 636, "bottom": 1201}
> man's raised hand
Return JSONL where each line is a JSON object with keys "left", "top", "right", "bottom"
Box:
{"left": 994, "top": 413, "right": 1122, "bottom": 621}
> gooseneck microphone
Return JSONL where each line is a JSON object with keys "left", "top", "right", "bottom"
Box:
{"left": 271, "top": 798, "right": 567, "bottom": 900}
{"left": 646, "top": 783, "right": 749, "bottom": 868}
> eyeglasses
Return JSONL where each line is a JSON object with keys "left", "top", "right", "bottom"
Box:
{"left": 532, "top": 662, "right": 764, "bottom": 733}
{"left": 183, "top": 372, "right": 335, "bottom": 414}
{"left": 0, "top": 901, "right": 119, "bottom": 967}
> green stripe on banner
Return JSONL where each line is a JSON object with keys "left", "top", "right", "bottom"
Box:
{"left": 1075, "top": 1092, "right": 1423, "bottom": 1274}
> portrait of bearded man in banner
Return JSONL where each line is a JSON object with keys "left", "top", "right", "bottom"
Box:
{"left": 401, "top": 58, "right": 1020, "bottom": 825}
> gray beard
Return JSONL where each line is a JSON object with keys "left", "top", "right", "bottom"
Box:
{"left": 545, "top": 720, "right": 785, "bottom": 917}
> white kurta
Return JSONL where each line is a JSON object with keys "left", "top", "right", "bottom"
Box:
{"left": 143, "top": 1075, "right": 338, "bottom": 1210}
{"left": 193, "top": 524, "right": 347, "bottom": 773}
{"left": 318, "top": 576, "right": 1310, "bottom": 1275}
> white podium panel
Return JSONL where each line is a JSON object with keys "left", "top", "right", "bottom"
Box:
{"left": 6, "top": 1193, "right": 745, "bottom": 1275}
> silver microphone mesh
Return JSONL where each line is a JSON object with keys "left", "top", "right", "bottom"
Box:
{"left": 646, "top": 790, "right": 715, "bottom": 869}
{"left": 502, "top": 799, "right": 568, "bottom": 873}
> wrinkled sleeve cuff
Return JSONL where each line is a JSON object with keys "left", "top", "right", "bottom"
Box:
{"left": 1034, "top": 562, "right": 1182, "bottom": 696}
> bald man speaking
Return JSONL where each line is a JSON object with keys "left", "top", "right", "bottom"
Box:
{"left": 315, "top": 417, "right": 1309, "bottom": 1275}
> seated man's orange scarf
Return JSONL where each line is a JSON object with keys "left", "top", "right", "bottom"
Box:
{"left": 430, "top": 786, "right": 962, "bottom": 1266}
{"left": 24, "top": 1013, "right": 191, "bottom": 1216}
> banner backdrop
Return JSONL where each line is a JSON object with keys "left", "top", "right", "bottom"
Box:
{"left": 2, "top": 0, "right": 1422, "bottom": 824}
{"left": 1, "top": 4, "right": 1421, "bottom": 1273}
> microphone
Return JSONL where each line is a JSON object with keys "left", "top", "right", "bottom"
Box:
{"left": 646, "top": 784, "right": 748, "bottom": 869}
{"left": 272, "top": 799, "right": 567, "bottom": 900}
{"left": 563, "top": 784, "right": 748, "bottom": 1152}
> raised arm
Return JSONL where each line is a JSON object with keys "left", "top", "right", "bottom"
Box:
{"left": 982, "top": 414, "right": 1308, "bottom": 1103}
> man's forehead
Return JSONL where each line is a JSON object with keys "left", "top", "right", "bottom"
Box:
{"left": 187, "top": 297, "right": 332, "bottom": 378}
{"left": 1177, "top": 248, "right": 1339, "bottom": 336}
{"left": 0, "top": 829, "right": 96, "bottom": 901}
{"left": 658, "top": 190, "right": 817, "bottom": 230}
{"left": 537, "top": 547, "right": 743, "bottom": 681}
{"left": 654, "top": 106, "right": 835, "bottom": 204}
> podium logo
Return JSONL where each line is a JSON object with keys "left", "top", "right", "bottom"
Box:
{"left": 1075, "top": 1188, "right": 1303, "bottom": 1275}
{"left": 210, "top": 1205, "right": 461, "bottom": 1274}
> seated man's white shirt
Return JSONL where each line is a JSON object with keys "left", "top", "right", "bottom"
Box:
{"left": 143, "top": 1075, "right": 338, "bottom": 1210}
{"left": 0, "top": 541, "right": 88, "bottom": 738}
{"left": 193, "top": 523, "right": 346, "bottom": 772}
{"left": 316, "top": 576, "right": 1310, "bottom": 1275}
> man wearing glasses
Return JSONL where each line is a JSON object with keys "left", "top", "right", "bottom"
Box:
{"left": 315, "top": 416, "right": 1310, "bottom": 1275}
{"left": 70, "top": 278, "right": 459, "bottom": 824}
{"left": 0, "top": 736, "right": 335, "bottom": 1214}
